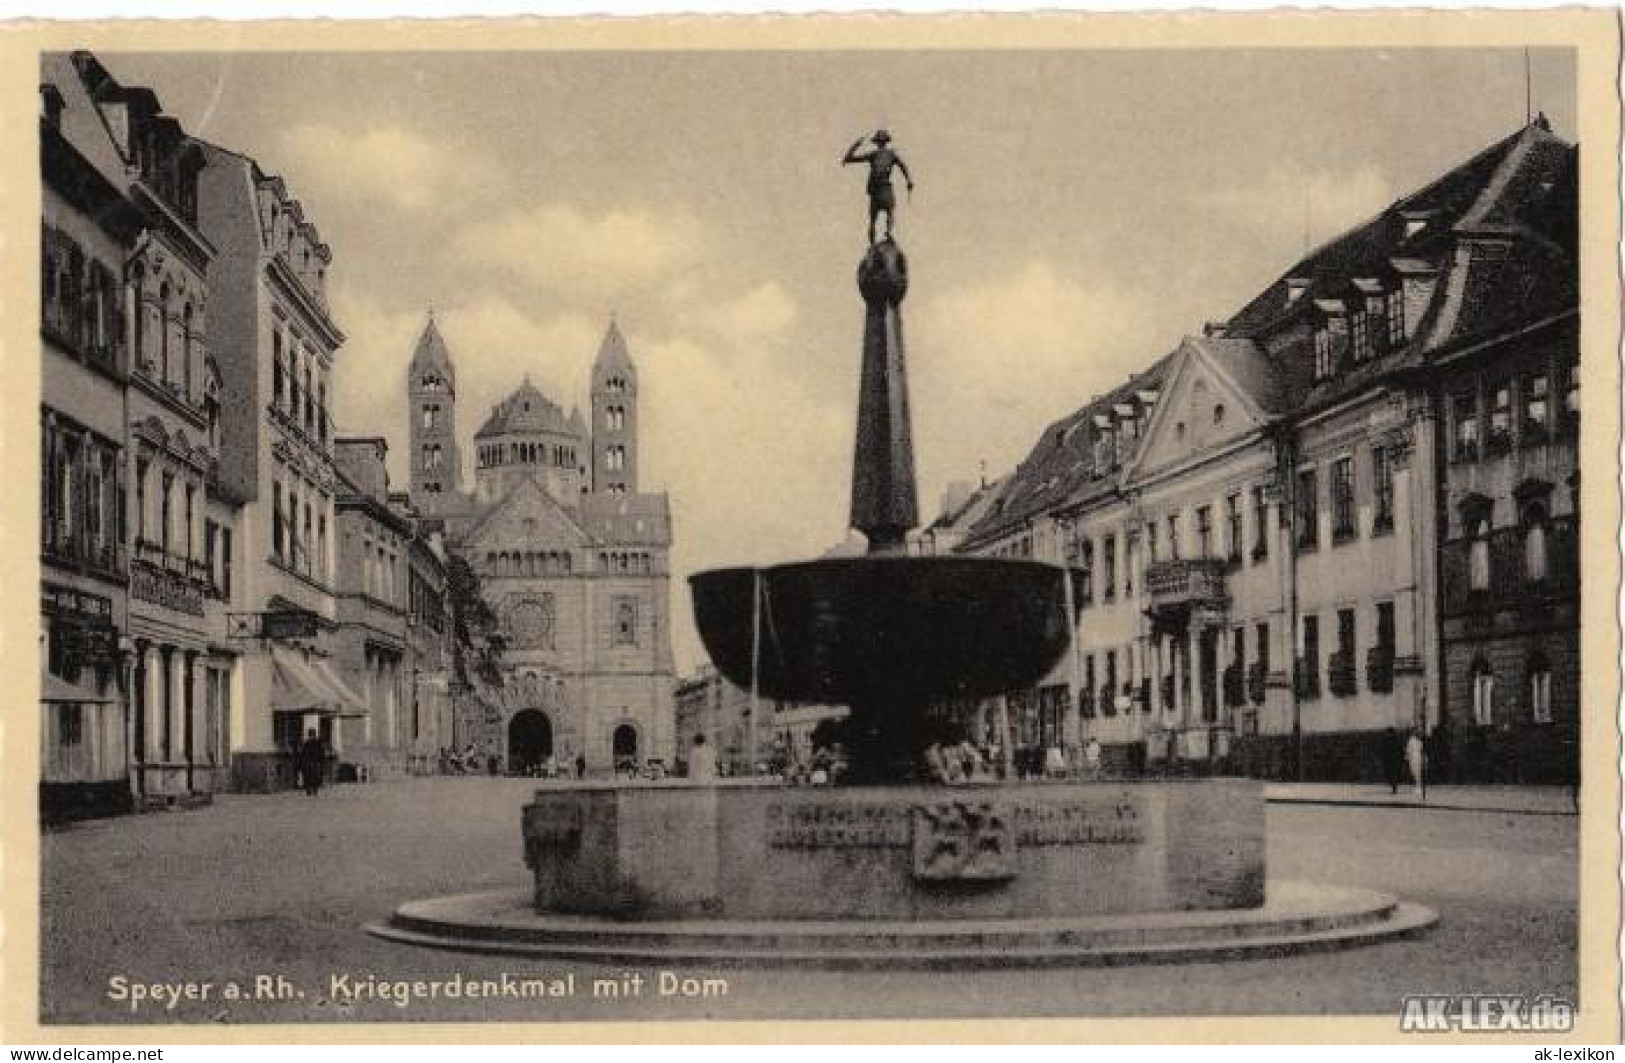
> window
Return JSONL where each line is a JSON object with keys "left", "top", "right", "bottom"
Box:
{"left": 1452, "top": 391, "right": 1480, "bottom": 461}
{"left": 1079, "top": 539, "right": 1094, "bottom": 603}
{"left": 1471, "top": 658, "right": 1495, "bottom": 726}
{"left": 1351, "top": 309, "right": 1371, "bottom": 363}
{"left": 1331, "top": 456, "right": 1355, "bottom": 541}
{"left": 1082, "top": 654, "right": 1096, "bottom": 718}
{"left": 269, "top": 329, "right": 286, "bottom": 409}
{"left": 317, "top": 383, "right": 328, "bottom": 444}
{"left": 1468, "top": 517, "right": 1492, "bottom": 592}
{"left": 1386, "top": 288, "right": 1406, "bottom": 346}
{"left": 613, "top": 599, "right": 638, "bottom": 646}
{"left": 184, "top": 484, "right": 196, "bottom": 560}
{"left": 158, "top": 282, "right": 171, "bottom": 382}
{"left": 1528, "top": 654, "right": 1553, "bottom": 724}
{"left": 1372, "top": 445, "right": 1395, "bottom": 534}
{"left": 1523, "top": 505, "right": 1549, "bottom": 584}
{"left": 1102, "top": 535, "right": 1116, "bottom": 602}
{"left": 1195, "top": 506, "right": 1212, "bottom": 557}
{"left": 221, "top": 527, "right": 233, "bottom": 599}
{"left": 1300, "top": 614, "right": 1320, "bottom": 699}
{"left": 1487, "top": 379, "right": 1513, "bottom": 451}
{"left": 1332, "top": 608, "right": 1356, "bottom": 697}
{"left": 1166, "top": 514, "right": 1181, "bottom": 560}
{"left": 1225, "top": 493, "right": 1242, "bottom": 562}
{"left": 181, "top": 303, "right": 194, "bottom": 396}
{"left": 1314, "top": 327, "right": 1335, "bottom": 381}
{"left": 1124, "top": 530, "right": 1138, "bottom": 595}
{"left": 1296, "top": 468, "right": 1318, "bottom": 550}
{"left": 160, "top": 474, "right": 174, "bottom": 554}
{"left": 1523, "top": 373, "right": 1550, "bottom": 441}
{"left": 1251, "top": 484, "right": 1269, "bottom": 560}
{"left": 1255, "top": 621, "right": 1270, "bottom": 678}
{"left": 1146, "top": 521, "right": 1158, "bottom": 563}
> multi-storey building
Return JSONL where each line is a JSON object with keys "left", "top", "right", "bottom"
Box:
{"left": 38, "top": 54, "right": 143, "bottom": 819}
{"left": 331, "top": 437, "right": 414, "bottom": 777}
{"left": 195, "top": 137, "right": 364, "bottom": 791}
{"left": 404, "top": 316, "right": 677, "bottom": 775}
{"left": 399, "top": 509, "right": 455, "bottom": 773}
{"left": 961, "top": 119, "right": 1579, "bottom": 784}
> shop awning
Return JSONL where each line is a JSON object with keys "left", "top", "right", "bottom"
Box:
{"left": 308, "top": 657, "right": 370, "bottom": 719}
{"left": 270, "top": 647, "right": 368, "bottom": 718}
{"left": 41, "top": 672, "right": 116, "bottom": 704}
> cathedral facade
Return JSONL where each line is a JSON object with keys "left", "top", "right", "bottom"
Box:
{"left": 406, "top": 315, "right": 675, "bottom": 775}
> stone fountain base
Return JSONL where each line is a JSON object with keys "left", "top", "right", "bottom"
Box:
{"left": 369, "top": 779, "right": 1435, "bottom": 965}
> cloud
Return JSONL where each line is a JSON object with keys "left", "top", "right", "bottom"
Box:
{"left": 1195, "top": 163, "right": 1393, "bottom": 246}
{"left": 912, "top": 261, "right": 1162, "bottom": 506}
{"left": 277, "top": 123, "right": 483, "bottom": 213}
{"left": 453, "top": 204, "right": 706, "bottom": 300}
{"left": 694, "top": 282, "right": 799, "bottom": 342}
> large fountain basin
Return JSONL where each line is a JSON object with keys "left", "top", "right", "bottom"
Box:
{"left": 690, "top": 556, "right": 1083, "bottom": 705}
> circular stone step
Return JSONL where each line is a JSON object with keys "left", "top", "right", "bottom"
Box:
{"left": 367, "top": 881, "right": 1436, "bottom": 968}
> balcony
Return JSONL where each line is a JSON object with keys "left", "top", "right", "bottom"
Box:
{"left": 1145, "top": 557, "right": 1227, "bottom": 623}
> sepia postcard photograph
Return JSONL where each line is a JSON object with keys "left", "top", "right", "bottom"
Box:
{"left": 0, "top": 10, "right": 1620, "bottom": 1046}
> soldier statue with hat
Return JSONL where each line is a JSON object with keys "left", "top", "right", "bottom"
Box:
{"left": 842, "top": 128, "right": 915, "bottom": 244}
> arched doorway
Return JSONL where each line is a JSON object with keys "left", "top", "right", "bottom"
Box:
{"left": 508, "top": 710, "right": 553, "bottom": 775}
{"left": 612, "top": 723, "right": 638, "bottom": 772}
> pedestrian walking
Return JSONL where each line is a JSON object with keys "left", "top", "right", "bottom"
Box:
{"left": 575, "top": 752, "right": 587, "bottom": 779}
{"left": 1380, "top": 726, "right": 1404, "bottom": 795}
{"left": 1405, "top": 727, "right": 1426, "bottom": 800}
{"left": 1084, "top": 736, "right": 1103, "bottom": 778}
{"left": 298, "top": 729, "right": 327, "bottom": 797}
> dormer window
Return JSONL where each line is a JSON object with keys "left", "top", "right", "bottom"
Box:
{"left": 1402, "top": 212, "right": 1432, "bottom": 240}
{"left": 1312, "top": 300, "right": 1347, "bottom": 381}
{"left": 1286, "top": 278, "right": 1311, "bottom": 306}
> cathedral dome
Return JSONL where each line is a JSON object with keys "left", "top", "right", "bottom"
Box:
{"left": 475, "top": 378, "right": 578, "bottom": 440}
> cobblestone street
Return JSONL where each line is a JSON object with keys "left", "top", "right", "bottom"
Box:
{"left": 40, "top": 776, "right": 1578, "bottom": 1026}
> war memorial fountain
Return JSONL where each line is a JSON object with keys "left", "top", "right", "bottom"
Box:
{"left": 372, "top": 136, "right": 1435, "bottom": 966}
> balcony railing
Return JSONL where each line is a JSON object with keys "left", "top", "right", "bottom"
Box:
{"left": 1145, "top": 557, "right": 1227, "bottom": 616}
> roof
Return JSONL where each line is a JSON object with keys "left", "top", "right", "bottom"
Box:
{"left": 474, "top": 378, "right": 580, "bottom": 439}
{"left": 592, "top": 318, "right": 635, "bottom": 379}
{"left": 964, "top": 120, "right": 1577, "bottom": 547}
{"left": 965, "top": 355, "right": 1173, "bottom": 545}
{"left": 1225, "top": 121, "right": 1556, "bottom": 339}
{"left": 409, "top": 314, "right": 456, "bottom": 388}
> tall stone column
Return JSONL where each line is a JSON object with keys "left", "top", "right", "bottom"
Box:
{"left": 167, "top": 649, "right": 186, "bottom": 767}
{"left": 849, "top": 240, "right": 916, "bottom": 553}
{"left": 143, "top": 646, "right": 163, "bottom": 763}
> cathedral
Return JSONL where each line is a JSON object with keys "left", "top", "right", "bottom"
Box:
{"left": 406, "top": 314, "right": 675, "bottom": 775}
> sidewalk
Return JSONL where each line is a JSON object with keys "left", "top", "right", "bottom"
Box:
{"left": 1264, "top": 782, "right": 1577, "bottom": 815}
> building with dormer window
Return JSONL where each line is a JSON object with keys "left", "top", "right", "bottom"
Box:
{"left": 959, "top": 118, "right": 1579, "bottom": 784}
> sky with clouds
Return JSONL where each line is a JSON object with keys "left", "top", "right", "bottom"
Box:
{"left": 103, "top": 47, "right": 1574, "bottom": 674}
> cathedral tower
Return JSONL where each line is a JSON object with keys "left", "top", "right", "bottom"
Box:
{"left": 590, "top": 317, "right": 638, "bottom": 494}
{"left": 407, "top": 313, "right": 461, "bottom": 515}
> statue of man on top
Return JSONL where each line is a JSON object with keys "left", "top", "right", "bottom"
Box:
{"left": 842, "top": 129, "right": 915, "bottom": 245}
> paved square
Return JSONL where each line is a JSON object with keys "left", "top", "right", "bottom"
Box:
{"left": 41, "top": 778, "right": 1577, "bottom": 1025}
